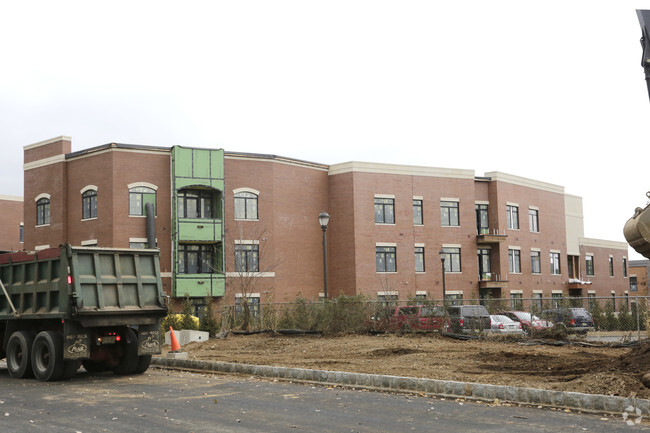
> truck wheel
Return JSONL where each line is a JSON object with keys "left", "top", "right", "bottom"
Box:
{"left": 133, "top": 355, "right": 152, "bottom": 374}
{"left": 7, "top": 331, "right": 35, "bottom": 378}
{"left": 112, "top": 329, "right": 139, "bottom": 375}
{"left": 31, "top": 331, "right": 65, "bottom": 381}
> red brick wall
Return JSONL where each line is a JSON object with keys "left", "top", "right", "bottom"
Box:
{"left": 224, "top": 156, "right": 329, "bottom": 303}
{"left": 0, "top": 197, "right": 24, "bottom": 251}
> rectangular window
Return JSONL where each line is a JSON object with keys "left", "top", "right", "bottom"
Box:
{"left": 585, "top": 255, "right": 594, "bottom": 276}
{"left": 178, "top": 244, "right": 214, "bottom": 274}
{"left": 475, "top": 204, "right": 489, "bottom": 234}
{"left": 377, "top": 293, "right": 398, "bottom": 308}
{"left": 508, "top": 249, "right": 521, "bottom": 273}
{"left": 235, "top": 295, "right": 260, "bottom": 318}
{"left": 415, "top": 246, "right": 425, "bottom": 272}
{"left": 551, "top": 292, "right": 562, "bottom": 308}
{"left": 531, "top": 251, "right": 541, "bottom": 274}
{"left": 609, "top": 257, "right": 614, "bottom": 277}
{"left": 478, "top": 248, "right": 490, "bottom": 280}
{"left": 510, "top": 293, "right": 523, "bottom": 310}
{"left": 588, "top": 292, "right": 597, "bottom": 309}
{"left": 235, "top": 244, "right": 259, "bottom": 272}
{"left": 413, "top": 199, "right": 423, "bottom": 225}
{"left": 630, "top": 276, "right": 638, "bottom": 292}
{"left": 19, "top": 223, "right": 24, "bottom": 243}
{"left": 441, "top": 201, "right": 459, "bottom": 226}
{"left": 532, "top": 292, "right": 542, "bottom": 310}
{"left": 376, "top": 246, "right": 396, "bottom": 272}
{"left": 623, "top": 258, "right": 628, "bottom": 277}
{"left": 528, "top": 208, "right": 539, "bottom": 232}
{"left": 507, "top": 204, "right": 519, "bottom": 229}
{"left": 446, "top": 293, "right": 463, "bottom": 305}
{"left": 550, "top": 252, "right": 561, "bottom": 275}
{"left": 374, "top": 198, "right": 395, "bottom": 224}
{"left": 441, "top": 247, "right": 461, "bottom": 272}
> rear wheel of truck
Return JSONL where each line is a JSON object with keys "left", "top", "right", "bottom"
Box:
{"left": 133, "top": 355, "right": 152, "bottom": 374}
{"left": 7, "top": 331, "right": 35, "bottom": 379}
{"left": 31, "top": 331, "right": 65, "bottom": 381}
{"left": 112, "top": 328, "right": 139, "bottom": 375}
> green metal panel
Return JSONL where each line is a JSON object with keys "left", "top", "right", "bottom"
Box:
{"left": 177, "top": 220, "right": 222, "bottom": 242}
{"left": 171, "top": 146, "right": 225, "bottom": 298}
{"left": 175, "top": 275, "right": 225, "bottom": 298}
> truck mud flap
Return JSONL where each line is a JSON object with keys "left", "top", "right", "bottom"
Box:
{"left": 135, "top": 324, "right": 162, "bottom": 355}
{"left": 64, "top": 321, "right": 90, "bottom": 360}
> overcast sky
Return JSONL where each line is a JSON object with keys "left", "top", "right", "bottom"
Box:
{"left": 2, "top": 1, "right": 650, "bottom": 259}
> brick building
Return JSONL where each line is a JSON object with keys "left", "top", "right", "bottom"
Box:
{"left": 629, "top": 259, "right": 650, "bottom": 297}
{"left": 0, "top": 195, "right": 24, "bottom": 252}
{"left": 16, "top": 136, "right": 631, "bottom": 310}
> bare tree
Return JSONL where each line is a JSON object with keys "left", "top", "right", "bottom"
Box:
{"left": 225, "top": 222, "right": 281, "bottom": 330}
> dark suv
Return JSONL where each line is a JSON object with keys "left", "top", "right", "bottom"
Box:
{"left": 540, "top": 308, "right": 595, "bottom": 334}
{"left": 446, "top": 305, "right": 491, "bottom": 334}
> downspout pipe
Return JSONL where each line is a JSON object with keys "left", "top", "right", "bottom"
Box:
{"left": 145, "top": 202, "right": 156, "bottom": 248}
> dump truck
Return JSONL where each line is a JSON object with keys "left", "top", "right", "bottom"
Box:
{"left": 0, "top": 244, "right": 167, "bottom": 381}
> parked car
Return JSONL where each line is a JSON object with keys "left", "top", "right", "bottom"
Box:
{"left": 370, "top": 305, "right": 449, "bottom": 332}
{"left": 490, "top": 315, "right": 525, "bottom": 335}
{"left": 501, "top": 311, "right": 553, "bottom": 334}
{"left": 446, "top": 305, "right": 491, "bottom": 334}
{"left": 540, "top": 308, "right": 595, "bottom": 334}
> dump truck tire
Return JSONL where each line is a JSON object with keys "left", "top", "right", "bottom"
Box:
{"left": 6, "top": 331, "right": 35, "bottom": 379}
{"left": 31, "top": 331, "right": 65, "bottom": 381}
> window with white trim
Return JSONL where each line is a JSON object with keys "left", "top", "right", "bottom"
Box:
{"left": 129, "top": 186, "right": 156, "bottom": 216}
{"left": 36, "top": 197, "right": 50, "bottom": 226}
{"left": 82, "top": 189, "right": 97, "bottom": 219}
{"left": 234, "top": 191, "right": 258, "bottom": 220}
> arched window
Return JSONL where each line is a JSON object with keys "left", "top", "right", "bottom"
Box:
{"left": 82, "top": 189, "right": 97, "bottom": 219}
{"left": 36, "top": 197, "right": 50, "bottom": 226}
{"left": 178, "top": 188, "right": 214, "bottom": 219}
{"left": 234, "top": 191, "right": 258, "bottom": 220}
{"left": 129, "top": 186, "right": 156, "bottom": 216}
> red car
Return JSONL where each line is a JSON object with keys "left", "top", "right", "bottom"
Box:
{"left": 502, "top": 311, "right": 552, "bottom": 334}
{"left": 371, "top": 305, "right": 449, "bottom": 332}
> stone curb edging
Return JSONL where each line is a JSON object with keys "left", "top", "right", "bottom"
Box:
{"left": 151, "top": 356, "right": 650, "bottom": 416}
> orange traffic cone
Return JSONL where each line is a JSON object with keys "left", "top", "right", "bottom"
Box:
{"left": 169, "top": 326, "right": 181, "bottom": 352}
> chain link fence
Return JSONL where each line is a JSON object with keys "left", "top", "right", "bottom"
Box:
{"left": 194, "top": 295, "right": 649, "bottom": 342}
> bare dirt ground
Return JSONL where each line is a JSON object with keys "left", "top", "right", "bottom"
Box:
{"left": 167, "top": 332, "right": 650, "bottom": 399}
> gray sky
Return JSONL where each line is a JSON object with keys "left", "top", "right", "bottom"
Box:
{"left": 2, "top": 1, "right": 650, "bottom": 259}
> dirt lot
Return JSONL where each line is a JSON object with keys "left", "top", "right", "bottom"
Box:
{"left": 169, "top": 332, "right": 650, "bottom": 399}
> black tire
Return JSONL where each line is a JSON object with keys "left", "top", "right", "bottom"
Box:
{"left": 133, "top": 355, "right": 152, "bottom": 374}
{"left": 31, "top": 331, "right": 65, "bottom": 382}
{"left": 112, "top": 329, "right": 139, "bottom": 375}
{"left": 82, "top": 359, "right": 109, "bottom": 373}
{"left": 6, "top": 331, "right": 35, "bottom": 379}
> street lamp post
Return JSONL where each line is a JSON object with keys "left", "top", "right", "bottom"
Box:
{"left": 439, "top": 249, "right": 446, "bottom": 305}
{"left": 318, "top": 211, "right": 330, "bottom": 299}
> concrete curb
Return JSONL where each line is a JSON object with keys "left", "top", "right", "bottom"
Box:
{"left": 151, "top": 356, "right": 650, "bottom": 416}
